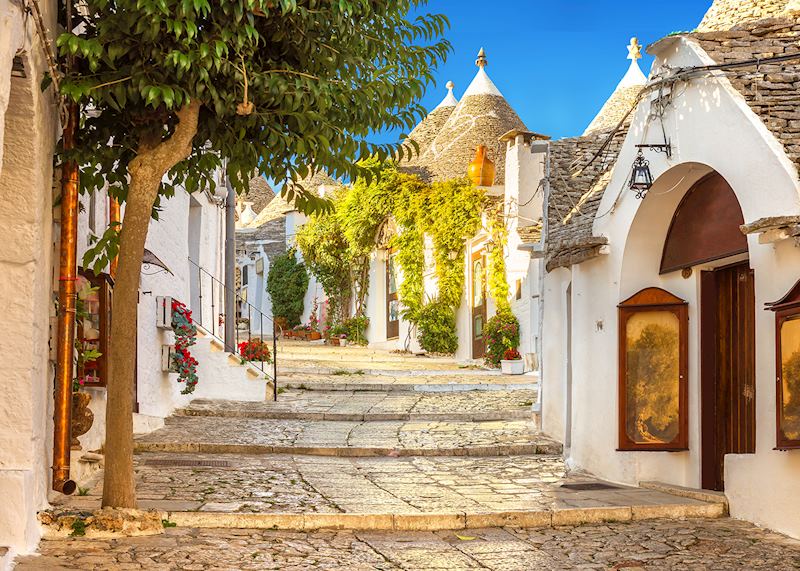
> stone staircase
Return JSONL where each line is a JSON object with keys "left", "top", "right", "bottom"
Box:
{"left": 49, "top": 343, "right": 726, "bottom": 533}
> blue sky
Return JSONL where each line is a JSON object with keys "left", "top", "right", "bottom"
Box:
{"left": 375, "top": 1, "right": 709, "bottom": 142}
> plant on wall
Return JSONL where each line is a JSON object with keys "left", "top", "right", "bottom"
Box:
{"left": 487, "top": 202, "right": 511, "bottom": 313}
{"left": 171, "top": 299, "right": 198, "bottom": 394}
{"left": 267, "top": 250, "right": 309, "bottom": 327}
{"left": 296, "top": 200, "right": 352, "bottom": 323}
{"left": 297, "top": 167, "right": 486, "bottom": 354}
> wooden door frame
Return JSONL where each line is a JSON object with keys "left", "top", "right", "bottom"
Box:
{"left": 471, "top": 249, "right": 487, "bottom": 359}
{"left": 700, "top": 260, "right": 756, "bottom": 491}
{"left": 386, "top": 250, "right": 399, "bottom": 340}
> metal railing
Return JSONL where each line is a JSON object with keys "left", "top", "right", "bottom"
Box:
{"left": 188, "top": 258, "right": 280, "bottom": 400}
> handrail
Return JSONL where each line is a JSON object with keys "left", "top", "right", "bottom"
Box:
{"left": 188, "top": 258, "right": 280, "bottom": 400}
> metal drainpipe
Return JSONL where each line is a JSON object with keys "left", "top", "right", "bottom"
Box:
{"left": 224, "top": 176, "right": 236, "bottom": 352}
{"left": 52, "top": 100, "right": 79, "bottom": 495}
{"left": 536, "top": 142, "right": 551, "bottom": 425}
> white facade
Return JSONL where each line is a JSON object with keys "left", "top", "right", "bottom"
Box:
{"left": 539, "top": 35, "right": 800, "bottom": 538}
{"left": 75, "top": 176, "right": 228, "bottom": 450}
{"left": 0, "top": 0, "right": 58, "bottom": 563}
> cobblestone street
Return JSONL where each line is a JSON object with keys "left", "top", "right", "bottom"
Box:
{"left": 27, "top": 344, "right": 800, "bottom": 568}
{"left": 17, "top": 519, "right": 800, "bottom": 570}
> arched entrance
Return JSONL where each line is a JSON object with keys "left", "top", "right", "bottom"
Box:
{"left": 660, "top": 171, "right": 755, "bottom": 491}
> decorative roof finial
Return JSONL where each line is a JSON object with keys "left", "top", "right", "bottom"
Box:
{"left": 446, "top": 80, "right": 455, "bottom": 93}
{"left": 476, "top": 47, "right": 487, "bottom": 68}
{"left": 627, "top": 37, "right": 642, "bottom": 61}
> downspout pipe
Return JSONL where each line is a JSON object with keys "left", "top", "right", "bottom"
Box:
{"left": 224, "top": 175, "right": 236, "bottom": 352}
{"left": 52, "top": 100, "right": 78, "bottom": 495}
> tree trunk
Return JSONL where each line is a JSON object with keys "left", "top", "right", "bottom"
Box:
{"left": 102, "top": 102, "right": 200, "bottom": 508}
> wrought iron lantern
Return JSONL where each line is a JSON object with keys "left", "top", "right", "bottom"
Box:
{"left": 629, "top": 149, "right": 653, "bottom": 199}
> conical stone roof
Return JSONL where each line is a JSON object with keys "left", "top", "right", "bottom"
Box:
{"left": 405, "top": 81, "right": 458, "bottom": 162}
{"left": 404, "top": 49, "right": 527, "bottom": 184}
{"left": 583, "top": 39, "right": 647, "bottom": 136}
{"left": 241, "top": 175, "right": 275, "bottom": 216}
{"left": 698, "top": 0, "right": 800, "bottom": 32}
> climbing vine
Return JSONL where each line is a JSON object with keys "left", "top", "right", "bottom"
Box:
{"left": 296, "top": 162, "right": 487, "bottom": 354}
{"left": 487, "top": 202, "right": 511, "bottom": 313}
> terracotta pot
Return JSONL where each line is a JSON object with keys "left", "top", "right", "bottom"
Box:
{"left": 71, "top": 391, "right": 94, "bottom": 449}
{"left": 329, "top": 337, "right": 340, "bottom": 346}
{"left": 468, "top": 145, "right": 496, "bottom": 187}
{"left": 309, "top": 331, "right": 321, "bottom": 341}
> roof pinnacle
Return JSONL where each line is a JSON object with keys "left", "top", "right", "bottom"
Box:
{"left": 476, "top": 47, "right": 487, "bottom": 68}
{"left": 627, "top": 37, "right": 642, "bottom": 61}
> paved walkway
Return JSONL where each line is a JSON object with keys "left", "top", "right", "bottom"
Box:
{"left": 29, "top": 343, "right": 788, "bottom": 568}
{"left": 55, "top": 452, "right": 712, "bottom": 517}
{"left": 178, "top": 391, "right": 537, "bottom": 421}
{"left": 135, "top": 416, "right": 562, "bottom": 457}
{"left": 17, "top": 519, "right": 800, "bottom": 570}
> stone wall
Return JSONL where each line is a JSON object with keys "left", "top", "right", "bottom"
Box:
{"left": 698, "top": 0, "right": 800, "bottom": 31}
{"left": 0, "top": 0, "right": 59, "bottom": 562}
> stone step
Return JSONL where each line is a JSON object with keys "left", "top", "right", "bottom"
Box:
{"left": 177, "top": 391, "right": 537, "bottom": 422}
{"left": 134, "top": 415, "right": 562, "bottom": 457}
{"left": 277, "top": 361, "right": 491, "bottom": 374}
{"left": 280, "top": 379, "right": 539, "bottom": 393}
{"left": 276, "top": 343, "right": 460, "bottom": 364}
{"left": 50, "top": 452, "right": 726, "bottom": 533}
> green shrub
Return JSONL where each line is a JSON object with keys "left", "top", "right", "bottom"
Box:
{"left": 267, "top": 250, "right": 309, "bottom": 327}
{"left": 343, "top": 316, "right": 370, "bottom": 345}
{"left": 484, "top": 309, "right": 520, "bottom": 366}
{"left": 417, "top": 300, "right": 458, "bottom": 354}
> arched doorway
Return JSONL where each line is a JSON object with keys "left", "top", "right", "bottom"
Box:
{"left": 660, "top": 171, "right": 755, "bottom": 491}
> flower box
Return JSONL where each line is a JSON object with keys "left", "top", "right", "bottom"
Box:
{"left": 500, "top": 359, "right": 524, "bottom": 375}
{"left": 161, "top": 345, "right": 178, "bottom": 373}
{"left": 155, "top": 296, "right": 174, "bottom": 329}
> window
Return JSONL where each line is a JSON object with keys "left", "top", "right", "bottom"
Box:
{"left": 618, "top": 287, "right": 689, "bottom": 451}
{"left": 76, "top": 270, "right": 113, "bottom": 387}
{"left": 767, "top": 279, "right": 800, "bottom": 450}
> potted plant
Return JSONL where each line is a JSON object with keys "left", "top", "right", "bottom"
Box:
{"left": 238, "top": 339, "right": 272, "bottom": 363}
{"left": 500, "top": 348, "right": 524, "bottom": 375}
{"left": 308, "top": 301, "right": 322, "bottom": 340}
{"left": 327, "top": 324, "right": 346, "bottom": 346}
{"left": 340, "top": 334, "right": 348, "bottom": 347}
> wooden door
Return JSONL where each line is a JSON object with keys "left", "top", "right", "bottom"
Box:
{"left": 471, "top": 250, "right": 487, "bottom": 359}
{"left": 700, "top": 262, "right": 756, "bottom": 491}
{"left": 386, "top": 251, "right": 399, "bottom": 339}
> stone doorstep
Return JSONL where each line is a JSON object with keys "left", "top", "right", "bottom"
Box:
{"left": 133, "top": 442, "right": 561, "bottom": 457}
{"left": 174, "top": 409, "right": 534, "bottom": 423}
{"left": 164, "top": 502, "right": 725, "bottom": 532}
{"left": 638, "top": 481, "right": 730, "bottom": 514}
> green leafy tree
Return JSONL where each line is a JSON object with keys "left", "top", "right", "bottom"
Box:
{"left": 58, "top": 0, "right": 450, "bottom": 507}
{"left": 267, "top": 251, "right": 309, "bottom": 327}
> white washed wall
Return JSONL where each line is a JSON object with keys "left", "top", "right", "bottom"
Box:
{"left": 0, "top": 0, "right": 58, "bottom": 561}
{"left": 542, "top": 36, "right": 800, "bottom": 538}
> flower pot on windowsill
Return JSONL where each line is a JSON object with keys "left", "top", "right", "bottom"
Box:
{"left": 500, "top": 359, "right": 524, "bottom": 375}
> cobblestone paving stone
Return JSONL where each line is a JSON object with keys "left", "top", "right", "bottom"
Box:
{"left": 278, "top": 371, "right": 535, "bottom": 390}
{"left": 179, "top": 391, "right": 537, "bottom": 421}
{"left": 54, "top": 453, "right": 709, "bottom": 516}
{"left": 16, "top": 519, "right": 800, "bottom": 570}
{"left": 135, "top": 416, "right": 560, "bottom": 456}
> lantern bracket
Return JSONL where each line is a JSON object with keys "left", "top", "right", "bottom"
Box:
{"left": 635, "top": 143, "right": 672, "bottom": 158}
